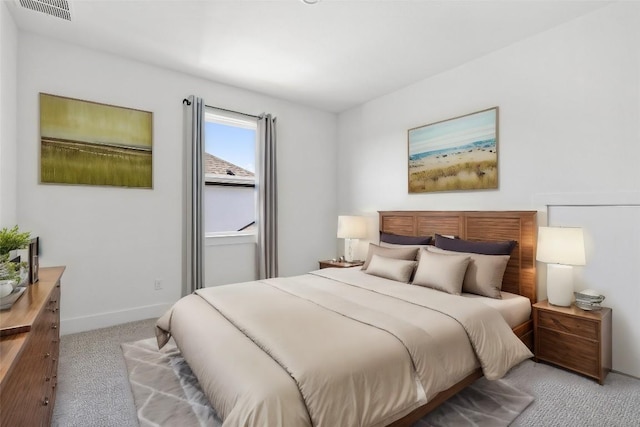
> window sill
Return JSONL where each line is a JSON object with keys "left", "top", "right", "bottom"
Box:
{"left": 205, "top": 232, "right": 257, "bottom": 246}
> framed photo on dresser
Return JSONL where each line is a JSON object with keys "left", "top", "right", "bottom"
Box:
{"left": 28, "top": 237, "right": 39, "bottom": 283}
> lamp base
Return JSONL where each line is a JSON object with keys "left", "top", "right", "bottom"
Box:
{"left": 547, "top": 264, "right": 574, "bottom": 307}
{"left": 344, "top": 239, "right": 356, "bottom": 262}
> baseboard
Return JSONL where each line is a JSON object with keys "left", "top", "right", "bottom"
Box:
{"left": 611, "top": 369, "right": 640, "bottom": 381}
{"left": 61, "top": 303, "right": 172, "bottom": 336}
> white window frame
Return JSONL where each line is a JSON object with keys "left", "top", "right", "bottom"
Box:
{"left": 204, "top": 108, "right": 258, "bottom": 245}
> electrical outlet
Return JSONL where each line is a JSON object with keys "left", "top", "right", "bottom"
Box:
{"left": 154, "top": 279, "right": 162, "bottom": 290}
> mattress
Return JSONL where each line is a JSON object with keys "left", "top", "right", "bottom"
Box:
{"left": 463, "top": 291, "right": 532, "bottom": 328}
{"left": 327, "top": 266, "right": 531, "bottom": 328}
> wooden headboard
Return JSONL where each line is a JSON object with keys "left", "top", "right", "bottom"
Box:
{"left": 379, "top": 210, "right": 537, "bottom": 304}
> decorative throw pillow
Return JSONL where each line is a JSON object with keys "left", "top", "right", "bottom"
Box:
{"left": 427, "top": 246, "right": 510, "bottom": 299}
{"left": 379, "top": 241, "right": 431, "bottom": 262}
{"left": 362, "top": 244, "right": 419, "bottom": 270}
{"left": 365, "top": 254, "right": 417, "bottom": 283}
{"left": 434, "top": 234, "right": 516, "bottom": 256}
{"left": 380, "top": 232, "right": 432, "bottom": 246}
{"left": 412, "top": 249, "right": 470, "bottom": 295}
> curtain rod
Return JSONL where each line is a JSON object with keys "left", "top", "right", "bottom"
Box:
{"left": 182, "top": 98, "right": 260, "bottom": 119}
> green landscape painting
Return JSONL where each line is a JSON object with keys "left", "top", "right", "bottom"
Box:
{"left": 40, "top": 93, "right": 153, "bottom": 188}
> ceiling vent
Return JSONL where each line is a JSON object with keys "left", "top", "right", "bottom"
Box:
{"left": 15, "top": 0, "right": 72, "bottom": 21}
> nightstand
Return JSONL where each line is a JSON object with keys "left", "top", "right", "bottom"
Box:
{"left": 533, "top": 300, "right": 612, "bottom": 384}
{"left": 318, "top": 260, "right": 364, "bottom": 269}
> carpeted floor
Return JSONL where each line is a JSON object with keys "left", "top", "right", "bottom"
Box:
{"left": 52, "top": 318, "right": 640, "bottom": 427}
{"left": 52, "top": 319, "right": 155, "bottom": 427}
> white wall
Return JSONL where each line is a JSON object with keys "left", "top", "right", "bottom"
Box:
{"left": 0, "top": 2, "right": 18, "bottom": 226}
{"left": 205, "top": 239, "right": 257, "bottom": 287}
{"left": 338, "top": 3, "right": 639, "bottom": 214}
{"left": 549, "top": 205, "right": 640, "bottom": 378}
{"left": 16, "top": 33, "right": 338, "bottom": 334}
{"left": 337, "top": 3, "right": 640, "bottom": 376}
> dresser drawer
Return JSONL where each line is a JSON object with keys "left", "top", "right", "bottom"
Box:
{"left": 1, "top": 267, "right": 65, "bottom": 426}
{"left": 1, "top": 328, "right": 52, "bottom": 426}
{"left": 537, "top": 327, "right": 599, "bottom": 377}
{"left": 538, "top": 310, "right": 599, "bottom": 340}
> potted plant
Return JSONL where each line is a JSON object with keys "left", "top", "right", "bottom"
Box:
{"left": 0, "top": 226, "right": 31, "bottom": 297}
{"left": 0, "top": 225, "right": 31, "bottom": 257}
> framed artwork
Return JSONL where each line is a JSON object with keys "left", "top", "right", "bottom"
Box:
{"left": 408, "top": 107, "right": 498, "bottom": 193}
{"left": 28, "top": 237, "right": 39, "bottom": 284}
{"left": 39, "top": 93, "right": 153, "bottom": 188}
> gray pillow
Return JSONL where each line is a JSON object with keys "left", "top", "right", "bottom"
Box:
{"left": 365, "top": 254, "right": 417, "bottom": 283}
{"left": 427, "top": 246, "right": 510, "bottom": 299}
{"left": 434, "top": 234, "right": 516, "bottom": 255}
{"left": 412, "top": 249, "right": 470, "bottom": 295}
{"left": 380, "top": 232, "right": 432, "bottom": 245}
{"left": 362, "top": 243, "right": 419, "bottom": 270}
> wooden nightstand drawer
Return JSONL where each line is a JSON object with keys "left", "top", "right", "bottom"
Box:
{"left": 533, "top": 300, "right": 612, "bottom": 384}
{"left": 537, "top": 328, "right": 599, "bottom": 377}
{"left": 538, "top": 310, "right": 599, "bottom": 340}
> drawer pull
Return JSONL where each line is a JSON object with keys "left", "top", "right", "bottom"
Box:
{"left": 44, "top": 352, "right": 50, "bottom": 358}
{"left": 43, "top": 397, "right": 49, "bottom": 406}
{"left": 45, "top": 376, "right": 51, "bottom": 382}
{"left": 51, "top": 323, "right": 58, "bottom": 330}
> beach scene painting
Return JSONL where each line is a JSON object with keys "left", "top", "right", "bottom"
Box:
{"left": 408, "top": 107, "right": 498, "bottom": 193}
{"left": 40, "top": 93, "right": 153, "bottom": 188}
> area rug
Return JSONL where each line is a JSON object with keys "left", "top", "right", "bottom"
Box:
{"left": 122, "top": 338, "right": 533, "bottom": 427}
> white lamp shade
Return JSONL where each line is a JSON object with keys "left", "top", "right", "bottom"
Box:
{"left": 337, "top": 216, "right": 367, "bottom": 239}
{"left": 536, "top": 226, "right": 586, "bottom": 266}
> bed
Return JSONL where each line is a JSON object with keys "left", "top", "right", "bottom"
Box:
{"left": 156, "top": 210, "right": 537, "bottom": 427}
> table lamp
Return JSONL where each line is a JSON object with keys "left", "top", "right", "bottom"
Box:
{"left": 337, "top": 216, "right": 367, "bottom": 262}
{"left": 536, "top": 226, "right": 586, "bottom": 307}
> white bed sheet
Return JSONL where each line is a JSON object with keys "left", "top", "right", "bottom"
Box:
{"left": 462, "top": 291, "right": 531, "bottom": 328}
{"left": 319, "top": 266, "right": 531, "bottom": 329}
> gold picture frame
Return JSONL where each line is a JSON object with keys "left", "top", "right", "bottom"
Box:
{"left": 408, "top": 107, "right": 498, "bottom": 193}
{"left": 39, "top": 93, "right": 153, "bottom": 188}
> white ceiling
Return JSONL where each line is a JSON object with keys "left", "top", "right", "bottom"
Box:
{"left": 7, "top": 0, "right": 610, "bottom": 112}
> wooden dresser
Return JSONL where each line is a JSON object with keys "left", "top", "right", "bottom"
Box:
{"left": 533, "top": 299, "right": 612, "bottom": 384}
{"left": 0, "top": 266, "right": 64, "bottom": 426}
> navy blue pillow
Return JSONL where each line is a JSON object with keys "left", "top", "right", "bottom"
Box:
{"left": 380, "top": 232, "right": 432, "bottom": 246}
{"left": 434, "top": 234, "right": 516, "bottom": 255}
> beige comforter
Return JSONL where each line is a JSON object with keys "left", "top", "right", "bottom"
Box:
{"left": 156, "top": 268, "right": 532, "bottom": 427}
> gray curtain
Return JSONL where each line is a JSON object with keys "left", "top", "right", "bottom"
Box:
{"left": 257, "top": 114, "right": 278, "bottom": 279}
{"left": 183, "top": 96, "right": 205, "bottom": 295}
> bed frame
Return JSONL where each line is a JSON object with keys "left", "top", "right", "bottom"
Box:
{"left": 380, "top": 210, "right": 537, "bottom": 427}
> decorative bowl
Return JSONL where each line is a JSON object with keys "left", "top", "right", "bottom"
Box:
{"left": 0, "top": 279, "right": 17, "bottom": 299}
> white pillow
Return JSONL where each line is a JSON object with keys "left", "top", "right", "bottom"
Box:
{"left": 426, "top": 246, "right": 510, "bottom": 299}
{"left": 412, "top": 249, "right": 470, "bottom": 295}
{"left": 365, "top": 254, "right": 417, "bottom": 283}
{"left": 379, "top": 241, "right": 430, "bottom": 261}
{"left": 362, "top": 243, "right": 419, "bottom": 270}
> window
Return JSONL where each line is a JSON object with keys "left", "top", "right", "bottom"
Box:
{"left": 204, "top": 108, "right": 257, "bottom": 237}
